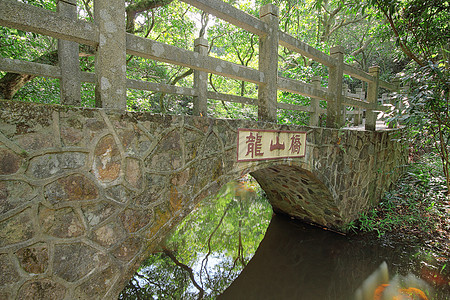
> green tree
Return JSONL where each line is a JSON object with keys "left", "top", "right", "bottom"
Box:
{"left": 365, "top": 0, "right": 449, "bottom": 66}
{"left": 361, "top": 0, "right": 449, "bottom": 194}
{"left": 404, "top": 62, "right": 450, "bottom": 195}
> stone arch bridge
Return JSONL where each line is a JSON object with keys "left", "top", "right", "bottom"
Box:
{"left": 0, "top": 100, "right": 406, "bottom": 299}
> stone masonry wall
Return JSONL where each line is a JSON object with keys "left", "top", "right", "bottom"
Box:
{"left": 252, "top": 126, "right": 408, "bottom": 227}
{"left": 0, "top": 100, "right": 407, "bottom": 299}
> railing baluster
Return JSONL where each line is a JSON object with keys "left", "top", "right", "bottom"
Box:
{"left": 366, "top": 66, "right": 380, "bottom": 131}
{"left": 389, "top": 78, "right": 402, "bottom": 128}
{"left": 94, "top": 0, "right": 127, "bottom": 110}
{"left": 342, "top": 83, "right": 348, "bottom": 125}
{"left": 57, "top": 0, "right": 81, "bottom": 106}
{"left": 354, "top": 87, "right": 363, "bottom": 126}
{"left": 327, "top": 46, "right": 344, "bottom": 128}
{"left": 310, "top": 76, "right": 321, "bottom": 126}
{"left": 193, "top": 37, "right": 208, "bottom": 117}
{"left": 258, "top": 4, "right": 279, "bottom": 123}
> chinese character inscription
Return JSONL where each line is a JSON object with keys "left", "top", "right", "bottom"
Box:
{"left": 245, "top": 132, "right": 264, "bottom": 158}
{"left": 289, "top": 134, "right": 303, "bottom": 154}
{"left": 237, "top": 129, "right": 306, "bottom": 162}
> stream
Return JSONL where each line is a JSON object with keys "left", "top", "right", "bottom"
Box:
{"left": 220, "top": 214, "right": 449, "bottom": 299}
{"left": 121, "top": 179, "right": 450, "bottom": 299}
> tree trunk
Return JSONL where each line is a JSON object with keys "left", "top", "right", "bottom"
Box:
{"left": 0, "top": 50, "right": 58, "bottom": 99}
{"left": 126, "top": 0, "right": 173, "bottom": 33}
{"left": 1, "top": 0, "right": 173, "bottom": 99}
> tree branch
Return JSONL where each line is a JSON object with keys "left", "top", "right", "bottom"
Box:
{"left": 199, "top": 201, "right": 233, "bottom": 286}
{"left": 208, "top": 32, "right": 227, "bottom": 55}
{"left": 328, "top": 15, "right": 367, "bottom": 38}
{"left": 377, "top": 1, "right": 425, "bottom": 67}
{"left": 127, "top": 10, "right": 156, "bottom": 65}
{"left": 209, "top": 73, "right": 231, "bottom": 116}
{"left": 81, "top": 0, "right": 94, "bottom": 21}
{"left": 351, "top": 36, "right": 374, "bottom": 57}
{"left": 158, "top": 68, "right": 193, "bottom": 112}
{"left": 0, "top": 50, "right": 58, "bottom": 99}
{"left": 198, "top": 11, "right": 209, "bottom": 38}
{"left": 162, "top": 248, "right": 205, "bottom": 300}
{"left": 126, "top": 0, "right": 173, "bottom": 33}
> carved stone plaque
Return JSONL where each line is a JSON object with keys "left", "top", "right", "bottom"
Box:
{"left": 237, "top": 128, "right": 306, "bottom": 162}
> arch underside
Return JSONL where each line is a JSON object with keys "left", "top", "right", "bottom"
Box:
{"left": 251, "top": 164, "right": 344, "bottom": 229}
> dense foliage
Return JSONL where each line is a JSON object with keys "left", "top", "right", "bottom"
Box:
{"left": 349, "top": 152, "right": 449, "bottom": 238}
{"left": 402, "top": 62, "right": 450, "bottom": 195}
{"left": 362, "top": 0, "right": 450, "bottom": 194}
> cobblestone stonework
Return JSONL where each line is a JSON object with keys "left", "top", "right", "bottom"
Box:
{"left": 0, "top": 100, "right": 407, "bottom": 299}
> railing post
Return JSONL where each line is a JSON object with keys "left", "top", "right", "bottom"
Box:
{"left": 354, "top": 87, "right": 363, "bottom": 126}
{"left": 309, "top": 76, "right": 321, "bottom": 126}
{"left": 389, "top": 78, "right": 402, "bottom": 128}
{"left": 58, "top": 0, "right": 81, "bottom": 106}
{"left": 327, "top": 46, "right": 344, "bottom": 128}
{"left": 193, "top": 37, "right": 208, "bottom": 117}
{"left": 342, "top": 83, "right": 348, "bottom": 125}
{"left": 398, "top": 83, "right": 409, "bottom": 125}
{"left": 365, "top": 66, "right": 380, "bottom": 131}
{"left": 94, "top": 0, "right": 127, "bottom": 110}
{"left": 258, "top": 4, "right": 279, "bottom": 123}
{"left": 381, "top": 93, "right": 388, "bottom": 105}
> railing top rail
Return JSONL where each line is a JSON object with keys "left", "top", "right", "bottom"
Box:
{"left": 180, "top": 0, "right": 268, "bottom": 36}
{"left": 0, "top": 0, "right": 98, "bottom": 46}
{"left": 126, "top": 34, "right": 265, "bottom": 84}
{"left": 180, "top": 0, "right": 398, "bottom": 92}
{"left": 278, "top": 32, "right": 336, "bottom": 68}
{"left": 0, "top": 0, "right": 403, "bottom": 129}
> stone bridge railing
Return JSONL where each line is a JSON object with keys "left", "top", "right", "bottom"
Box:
{"left": 0, "top": 100, "right": 407, "bottom": 299}
{"left": 0, "top": 0, "right": 404, "bottom": 129}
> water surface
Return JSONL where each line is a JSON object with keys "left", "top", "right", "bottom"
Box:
{"left": 220, "top": 214, "right": 449, "bottom": 299}
{"left": 121, "top": 179, "right": 449, "bottom": 299}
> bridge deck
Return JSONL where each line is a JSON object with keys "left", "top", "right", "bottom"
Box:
{"left": 344, "top": 120, "right": 394, "bottom": 131}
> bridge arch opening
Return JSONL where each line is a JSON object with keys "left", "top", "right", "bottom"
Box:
{"left": 120, "top": 161, "right": 343, "bottom": 298}
{"left": 170, "top": 160, "right": 344, "bottom": 236}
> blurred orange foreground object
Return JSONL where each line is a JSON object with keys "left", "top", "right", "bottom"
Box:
{"left": 373, "top": 284, "right": 390, "bottom": 300}
{"left": 373, "top": 284, "right": 428, "bottom": 300}
{"left": 396, "top": 287, "right": 428, "bottom": 300}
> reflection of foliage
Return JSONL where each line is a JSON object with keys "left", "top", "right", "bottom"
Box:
{"left": 119, "top": 177, "right": 272, "bottom": 299}
{"left": 119, "top": 253, "right": 192, "bottom": 299}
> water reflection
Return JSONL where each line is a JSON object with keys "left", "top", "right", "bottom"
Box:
{"left": 220, "top": 215, "right": 449, "bottom": 300}
{"left": 120, "top": 178, "right": 449, "bottom": 299}
{"left": 119, "top": 177, "right": 273, "bottom": 299}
